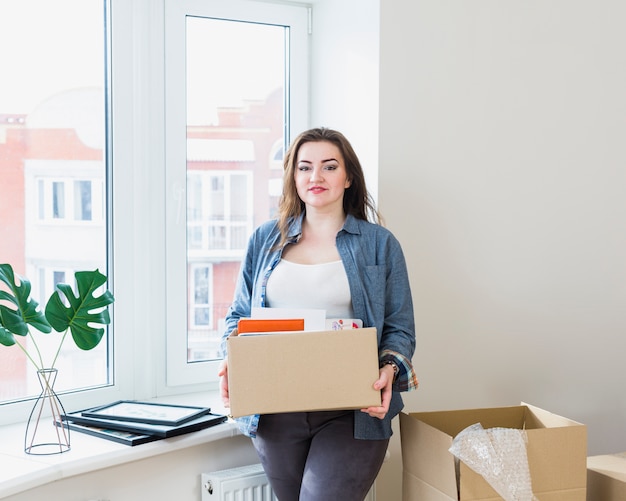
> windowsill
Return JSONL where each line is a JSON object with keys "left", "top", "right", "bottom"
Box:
{"left": 0, "top": 391, "right": 239, "bottom": 500}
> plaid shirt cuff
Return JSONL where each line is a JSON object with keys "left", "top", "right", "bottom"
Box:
{"left": 380, "top": 349, "right": 419, "bottom": 392}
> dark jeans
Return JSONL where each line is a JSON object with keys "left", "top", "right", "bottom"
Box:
{"left": 252, "top": 410, "right": 389, "bottom": 501}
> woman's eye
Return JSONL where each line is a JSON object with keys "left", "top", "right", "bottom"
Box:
{"left": 297, "top": 165, "right": 310, "bottom": 171}
{"left": 324, "top": 165, "right": 337, "bottom": 170}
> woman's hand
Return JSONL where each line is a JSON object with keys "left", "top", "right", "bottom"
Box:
{"left": 360, "top": 364, "right": 394, "bottom": 419}
{"left": 218, "top": 359, "right": 230, "bottom": 408}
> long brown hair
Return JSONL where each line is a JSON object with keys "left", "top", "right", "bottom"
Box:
{"left": 275, "top": 128, "right": 381, "bottom": 247}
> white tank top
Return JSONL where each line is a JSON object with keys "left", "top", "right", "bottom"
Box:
{"left": 265, "top": 259, "right": 354, "bottom": 319}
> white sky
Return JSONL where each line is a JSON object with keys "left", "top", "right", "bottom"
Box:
{"left": 186, "top": 16, "right": 285, "bottom": 125}
{"left": 0, "top": 0, "right": 103, "bottom": 114}
{"left": 0, "top": 1, "right": 285, "bottom": 125}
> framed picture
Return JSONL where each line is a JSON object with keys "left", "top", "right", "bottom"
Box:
{"left": 61, "top": 408, "right": 228, "bottom": 438}
{"left": 80, "top": 400, "right": 212, "bottom": 426}
{"left": 57, "top": 420, "right": 161, "bottom": 446}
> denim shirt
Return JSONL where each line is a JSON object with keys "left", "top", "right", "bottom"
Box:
{"left": 221, "top": 213, "right": 417, "bottom": 440}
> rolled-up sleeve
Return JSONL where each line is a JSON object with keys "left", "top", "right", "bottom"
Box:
{"left": 380, "top": 349, "right": 419, "bottom": 392}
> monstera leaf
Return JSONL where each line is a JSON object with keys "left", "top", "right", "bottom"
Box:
{"left": 45, "top": 269, "right": 115, "bottom": 351}
{"left": 0, "top": 263, "right": 114, "bottom": 369}
{"left": 0, "top": 307, "right": 24, "bottom": 346}
{"left": 0, "top": 264, "right": 52, "bottom": 347}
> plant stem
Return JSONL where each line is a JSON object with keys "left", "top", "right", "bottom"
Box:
{"left": 14, "top": 339, "right": 42, "bottom": 371}
{"left": 50, "top": 329, "right": 69, "bottom": 368}
{"left": 26, "top": 330, "right": 46, "bottom": 368}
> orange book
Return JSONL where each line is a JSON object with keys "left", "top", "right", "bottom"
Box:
{"left": 237, "top": 318, "right": 305, "bottom": 334}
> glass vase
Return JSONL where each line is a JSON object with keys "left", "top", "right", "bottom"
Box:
{"left": 24, "top": 368, "right": 71, "bottom": 455}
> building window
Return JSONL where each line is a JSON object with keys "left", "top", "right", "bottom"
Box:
{"left": 36, "top": 178, "right": 101, "bottom": 223}
{"left": 74, "top": 180, "right": 93, "bottom": 221}
{"left": 191, "top": 264, "right": 212, "bottom": 328}
{"left": 52, "top": 182, "right": 66, "bottom": 219}
{"left": 187, "top": 171, "right": 253, "bottom": 256}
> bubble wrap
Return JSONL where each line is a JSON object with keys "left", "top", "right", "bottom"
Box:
{"left": 448, "top": 423, "right": 538, "bottom": 501}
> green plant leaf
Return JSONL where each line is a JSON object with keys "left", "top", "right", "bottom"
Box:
{"left": 0, "top": 263, "right": 51, "bottom": 336}
{"left": 0, "top": 323, "right": 17, "bottom": 346}
{"left": 45, "top": 269, "right": 115, "bottom": 351}
{"left": 0, "top": 305, "right": 24, "bottom": 346}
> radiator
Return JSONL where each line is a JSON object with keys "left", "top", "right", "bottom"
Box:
{"left": 202, "top": 463, "right": 276, "bottom": 501}
{"left": 201, "top": 463, "right": 376, "bottom": 501}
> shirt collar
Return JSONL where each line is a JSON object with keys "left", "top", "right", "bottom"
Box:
{"left": 286, "top": 212, "right": 362, "bottom": 242}
{"left": 341, "top": 213, "right": 362, "bottom": 235}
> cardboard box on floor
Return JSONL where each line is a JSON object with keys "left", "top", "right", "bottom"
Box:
{"left": 400, "top": 403, "right": 587, "bottom": 501}
{"left": 587, "top": 452, "right": 626, "bottom": 501}
{"left": 226, "top": 327, "right": 381, "bottom": 418}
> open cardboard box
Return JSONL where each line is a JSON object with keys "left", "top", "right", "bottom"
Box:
{"left": 226, "top": 327, "right": 381, "bottom": 418}
{"left": 400, "top": 403, "right": 587, "bottom": 500}
{"left": 587, "top": 452, "right": 626, "bottom": 501}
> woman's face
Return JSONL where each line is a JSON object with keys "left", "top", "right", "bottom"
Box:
{"left": 293, "top": 140, "right": 351, "bottom": 213}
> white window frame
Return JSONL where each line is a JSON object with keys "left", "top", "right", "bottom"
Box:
{"left": 164, "top": 0, "right": 309, "bottom": 387}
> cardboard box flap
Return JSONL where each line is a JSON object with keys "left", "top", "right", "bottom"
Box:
{"left": 409, "top": 405, "right": 527, "bottom": 437}
{"left": 403, "top": 470, "right": 456, "bottom": 501}
{"left": 523, "top": 404, "right": 587, "bottom": 493}
{"left": 588, "top": 453, "right": 626, "bottom": 481}
{"left": 525, "top": 425, "right": 587, "bottom": 492}
{"left": 522, "top": 402, "right": 585, "bottom": 428}
{"left": 400, "top": 412, "right": 458, "bottom": 499}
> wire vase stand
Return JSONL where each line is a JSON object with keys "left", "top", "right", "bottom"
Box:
{"left": 24, "top": 368, "right": 71, "bottom": 455}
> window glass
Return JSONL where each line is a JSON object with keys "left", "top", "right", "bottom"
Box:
{"left": 165, "top": 0, "right": 308, "bottom": 385}
{"left": 53, "top": 181, "right": 66, "bottom": 219}
{"left": 74, "top": 180, "right": 93, "bottom": 221}
{"left": 185, "top": 17, "right": 286, "bottom": 362}
{"left": 0, "top": 0, "right": 109, "bottom": 403}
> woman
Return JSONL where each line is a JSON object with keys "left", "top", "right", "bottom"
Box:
{"left": 219, "top": 127, "right": 417, "bottom": 501}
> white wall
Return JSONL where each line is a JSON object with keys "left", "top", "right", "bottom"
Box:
{"left": 274, "top": 2, "right": 626, "bottom": 500}
{"left": 380, "top": 0, "right": 626, "bottom": 467}
{"left": 6, "top": 435, "right": 258, "bottom": 501}
{"left": 308, "top": 0, "right": 380, "bottom": 199}
{"left": 306, "top": 1, "right": 402, "bottom": 497}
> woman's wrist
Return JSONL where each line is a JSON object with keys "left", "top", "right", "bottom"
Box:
{"left": 381, "top": 360, "right": 399, "bottom": 382}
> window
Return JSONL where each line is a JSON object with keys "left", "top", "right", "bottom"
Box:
{"left": 165, "top": 0, "right": 309, "bottom": 385}
{"left": 0, "top": 0, "right": 110, "bottom": 410}
{"left": 53, "top": 181, "right": 66, "bottom": 219}
{"left": 187, "top": 171, "right": 253, "bottom": 256}
{"left": 75, "top": 180, "right": 93, "bottom": 221}
{"left": 191, "top": 264, "right": 213, "bottom": 329}
{"left": 36, "top": 177, "right": 102, "bottom": 223}
{"left": 0, "top": 0, "right": 309, "bottom": 421}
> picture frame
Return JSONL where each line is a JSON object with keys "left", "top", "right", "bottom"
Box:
{"left": 57, "top": 420, "right": 161, "bottom": 446}
{"left": 80, "top": 400, "right": 212, "bottom": 426}
{"left": 61, "top": 408, "right": 228, "bottom": 438}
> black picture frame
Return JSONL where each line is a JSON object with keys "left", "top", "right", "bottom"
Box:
{"left": 57, "top": 420, "right": 161, "bottom": 446}
{"left": 61, "top": 408, "right": 228, "bottom": 438}
{"left": 80, "top": 400, "right": 212, "bottom": 426}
